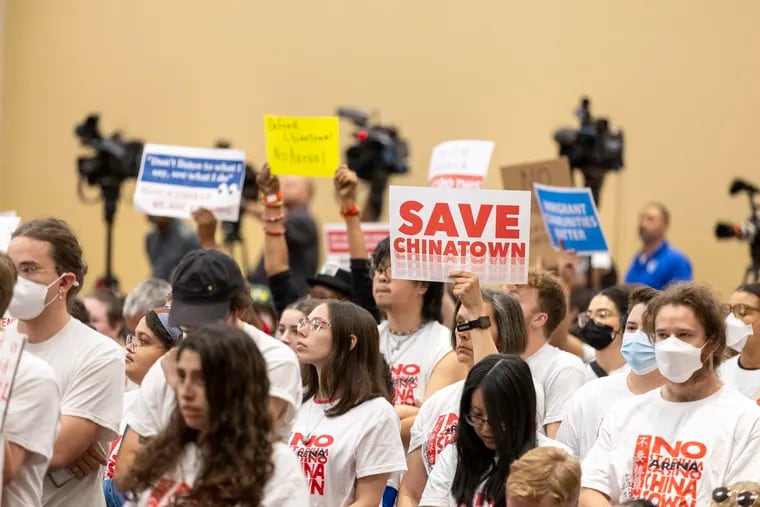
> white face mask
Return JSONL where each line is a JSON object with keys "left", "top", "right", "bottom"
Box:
{"left": 725, "top": 314, "right": 753, "bottom": 353}
{"left": 654, "top": 336, "right": 705, "bottom": 384}
{"left": 8, "top": 275, "right": 66, "bottom": 320}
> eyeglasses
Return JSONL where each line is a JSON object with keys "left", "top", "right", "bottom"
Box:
{"left": 297, "top": 317, "right": 332, "bottom": 333}
{"left": 464, "top": 413, "right": 490, "bottom": 428}
{"left": 577, "top": 309, "right": 617, "bottom": 328}
{"left": 713, "top": 487, "right": 759, "bottom": 506}
{"left": 721, "top": 303, "right": 760, "bottom": 318}
{"left": 125, "top": 334, "right": 154, "bottom": 350}
{"left": 371, "top": 262, "right": 392, "bottom": 279}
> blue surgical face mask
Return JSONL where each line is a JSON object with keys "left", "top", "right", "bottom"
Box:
{"left": 621, "top": 330, "right": 658, "bottom": 375}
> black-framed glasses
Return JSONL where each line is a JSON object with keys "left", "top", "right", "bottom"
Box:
{"left": 721, "top": 303, "right": 760, "bottom": 318}
{"left": 297, "top": 317, "right": 332, "bottom": 333}
{"left": 713, "top": 487, "right": 759, "bottom": 506}
{"left": 464, "top": 413, "right": 490, "bottom": 428}
{"left": 370, "top": 261, "right": 392, "bottom": 279}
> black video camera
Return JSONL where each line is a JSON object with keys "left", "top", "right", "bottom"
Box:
{"left": 554, "top": 97, "right": 624, "bottom": 206}
{"left": 337, "top": 107, "right": 410, "bottom": 221}
{"left": 75, "top": 114, "right": 144, "bottom": 189}
{"left": 715, "top": 179, "right": 760, "bottom": 280}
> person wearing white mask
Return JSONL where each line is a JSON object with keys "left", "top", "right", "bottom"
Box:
{"left": 580, "top": 283, "right": 760, "bottom": 507}
{"left": 719, "top": 283, "right": 760, "bottom": 403}
{"left": 557, "top": 286, "right": 666, "bottom": 459}
{"left": 5, "top": 218, "right": 124, "bottom": 507}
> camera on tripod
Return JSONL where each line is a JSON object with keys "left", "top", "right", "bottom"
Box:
{"left": 337, "top": 107, "right": 410, "bottom": 221}
{"left": 554, "top": 97, "right": 625, "bottom": 207}
{"left": 715, "top": 179, "right": 760, "bottom": 283}
{"left": 75, "top": 114, "right": 144, "bottom": 189}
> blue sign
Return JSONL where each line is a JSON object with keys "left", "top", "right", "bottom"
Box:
{"left": 533, "top": 184, "right": 609, "bottom": 254}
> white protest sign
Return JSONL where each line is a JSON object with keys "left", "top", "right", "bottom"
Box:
{"left": 323, "top": 223, "right": 390, "bottom": 270}
{"left": 134, "top": 144, "right": 247, "bottom": 222}
{"left": 0, "top": 214, "right": 20, "bottom": 253}
{"left": 389, "top": 186, "right": 531, "bottom": 284}
{"left": 428, "top": 140, "right": 494, "bottom": 189}
{"left": 0, "top": 331, "right": 25, "bottom": 431}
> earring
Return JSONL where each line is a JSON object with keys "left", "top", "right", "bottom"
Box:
{"left": 58, "top": 289, "right": 64, "bottom": 300}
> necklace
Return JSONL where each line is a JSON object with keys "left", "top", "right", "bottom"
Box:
{"left": 386, "top": 322, "right": 427, "bottom": 364}
{"left": 300, "top": 399, "right": 328, "bottom": 445}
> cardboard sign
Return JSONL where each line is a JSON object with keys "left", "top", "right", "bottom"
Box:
{"left": 428, "top": 140, "right": 494, "bottom": 189}
{"left": 0, "top": 214, "right": 20, "bottom": 253}
{"left": 389, "top": 186, "right": 531, "bottom": 284}
{"left": 323, "top": 223, "right": 390, "bottom": 270}
{"left": 0, "top": 331, "right": 25, "bottom": 431}
{"left": 533, "top": 184, "right": 609, "bottom": 254}
{"left": 133, "top": 144, "right": 246, "bottom": 222}
{"left": 264, "top": 115, "right": 340, "bottom": 178}
{"left": 500, "top": 158, "right": 572, "bottom": 265}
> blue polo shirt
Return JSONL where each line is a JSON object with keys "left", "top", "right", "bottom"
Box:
{"left": 624, "top": 241, "right": 693, "bottom": 290}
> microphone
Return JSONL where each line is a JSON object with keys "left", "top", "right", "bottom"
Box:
{"left": 730, "top": 179, "right": 759, "bottom": 195}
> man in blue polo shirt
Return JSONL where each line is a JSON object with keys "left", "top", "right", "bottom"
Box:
{"left": 624, "top": 202, "right": 692, "bottom": 290}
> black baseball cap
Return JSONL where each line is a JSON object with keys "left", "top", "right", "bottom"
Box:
{"left": 169, "top": 250, "right": 245, "bottom": 327}
{"left": 307, "top": 262, "right": 353, "bottom": 297}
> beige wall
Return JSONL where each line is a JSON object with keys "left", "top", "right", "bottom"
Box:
{"left": 3, "top": 0, "right": 760, "bottom": 299}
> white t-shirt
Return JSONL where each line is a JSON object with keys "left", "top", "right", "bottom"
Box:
{"left": 419, "top": 434, "right": 572, "bottom": 507}
{"left": 126, "top": 323, "right": 302, "bottom": 441}
{"left": 6, "top": 318, "right": 124, "bottom": 507}
{"left": 409, "top": 379, "right": 547, "bottom": 474}
{"left": 2, "top": 351, "right": 61, "bottom": 507}
{"left": 379, "top": 321, "right": 452, "bottom": 407}
{"left": 289, "top": 396, "right": 407, "bottom": 507}
{"left": 719, "top": 355, "right": 760, "bottom": 404}
{"left": 556, "top": 373, "right": 633, "bottom": 460}
{"left": 525, "top": 342, "right": 586, "bottom": 426}
{"left": 582, "top": 386, "right": 760, "bottom": 506}
{"left": 125, "top": 441, "right": 308, "bottom": 507}
{"left": 104, "top": 389, "right": 140, "bottom": 480}
{"left": 583, "top": 362, "right": 629, "bottom": 382}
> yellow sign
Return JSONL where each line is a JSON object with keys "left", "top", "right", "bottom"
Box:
{"left": 264, "top": 115, "right": 340, "bottom": 178}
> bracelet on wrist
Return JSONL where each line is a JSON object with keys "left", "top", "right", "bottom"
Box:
{"left": 262, "top": 192, "right": 284, "bottom": 208}
{"left": 263, "top": 213, "right": 286, "bottom": 223}
{"left": 340, "top": 203, "right": 360, "bottom": 218}
{"left": 264, "top": 227, "right": 287, "bottom": 237}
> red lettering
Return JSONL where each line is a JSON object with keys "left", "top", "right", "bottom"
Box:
{"left": 495, "top": 205, "right": 520, "bottom": 239}
{"left": 488, "top": 242, "right": 510, "bottom": 257}
{"left": 393, "top": 237, "right": 406, "bottom": 253}
{"left": 399, "top": 201, "right": 424, "bottom": 235}
{"left": 459, "top": 203, "right": 492, "bottom": 238}
{"left": 425, "top": 203, "right": 457, "bottom": 236}
{"left": 391, "top": 363, "right": 421, "bottom": 376}
{"left": 290, "top": 433, "right": 335, "bottom": 447}
{"left": 651, "top": 437, "right": 706, "bottom": 459}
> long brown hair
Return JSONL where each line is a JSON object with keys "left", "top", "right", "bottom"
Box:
{"left": 302, "top": 300, "right": 390, "bottom": 416}
{"left": 123, "top": 323, "right": 273, "bottom": 506}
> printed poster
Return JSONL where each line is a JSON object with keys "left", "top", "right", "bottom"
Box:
{"left": 323, "top": 223, "right": 390, "bottom": 270}
{"left": 428, "top": 140, "right": 494, "bottom": 189}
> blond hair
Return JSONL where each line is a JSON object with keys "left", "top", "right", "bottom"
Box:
{"left": 506, "top": 447, "right": 580, "bottom": 506}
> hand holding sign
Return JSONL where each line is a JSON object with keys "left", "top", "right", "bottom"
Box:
{"left": 264, "top": 115, "right": 340, "bottom": 178}
{"left": 449, "top": 271, "right": 486, "bottom": 318}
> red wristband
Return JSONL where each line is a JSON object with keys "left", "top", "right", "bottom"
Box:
{"left": 265, "top": 228, "right": 287, "bottom": 236}
{"left": 340, "top": 203, "right": 360, "bottom": 218}
{"left": 263, "top": 192, "right": 284, "bottom": 208}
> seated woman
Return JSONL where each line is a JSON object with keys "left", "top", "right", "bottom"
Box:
{"left": 121, "top": 323, "right": 308, "bottom": 506}
{"left": 419, "top": 354, "right": 570, "bottom": 507}
{"left": 398, "top": 271, "right": 539, "bottom": 507}
{"left": 291, "top": 299, "right": 407, "bottom": 506}
{"left": 104, "top": 306, "right": 181, "bottom": 507}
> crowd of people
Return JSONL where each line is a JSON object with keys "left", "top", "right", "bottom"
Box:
{"left": 0, "top": 164, "right": 758, "bottom": 507}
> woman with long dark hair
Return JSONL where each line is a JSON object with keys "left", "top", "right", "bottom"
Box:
{"left": 419, "top": 355, "right": 569, "bottom": 507}
{"left": 291, "top": 299, "right": 407, "bottom": 506}
{"left": 398, "top": 271, "right": 536, "bottom": 507}
{"left": 577, "top": 286, "right": 630, "bottom": 379}
{"left": 372, "top": 238, "right": 466, "bottom": 447}
{"left": 121, "top": 323, "right": 307, "bottom": 506}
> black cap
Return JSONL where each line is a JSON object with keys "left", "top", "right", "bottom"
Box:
{"left": 169, "top": 250, "right": 245, "bottom": 327}
{"left": 307, "top": 262, "right": 353, "bottom": 297}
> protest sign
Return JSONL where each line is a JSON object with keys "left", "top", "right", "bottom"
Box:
{"left": 389, "top": 186, "right": 531, "bottom": 284}
{"left": 0, "top": 214, "right": 20, "bottom": 253}
{"left": 323, "top": 223, "right": 390, "bottom": 270}
{"left": 533, "top": 184, "right": 609, "bottom": 254}
{"left": 500, "top": 158, "right": 572, "bottom": 265}
{"left": 428, "top": 140, "right": 494, "bottom": 189}
{"left": 0, "top": 331, "right": 25, "bottom": 431}
{"left": 133, "top": 144, "right": 246, "bottom": 222}
{"left": 264, "top": 115, "right": 340, "bottom": 178}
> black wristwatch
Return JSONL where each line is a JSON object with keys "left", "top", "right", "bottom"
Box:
{"left": 456, "top": 316, "right": 491, "bottom": 332}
